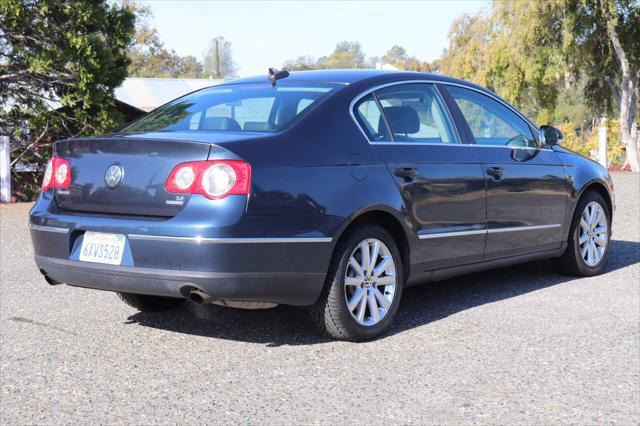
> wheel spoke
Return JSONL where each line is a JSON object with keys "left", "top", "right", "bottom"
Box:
{"left": 347, "top": 288, "right": 365, "bottom": 311}
{"left": 369, "top": 240, "right": 380, "bottom": 273}
{"left": 588, "top": 240, "right": 596, "bottom": 264}
{"left": 373, "top": 257, "right": 391, "bottom": 278}
{"left": 594, "top": 225, "right": 607, "bottom": 234}
{"left": 579, "top": 233, "right": 589, "bottom": 245}
{"left": 580, "top": 218, "right": 589, "bottom": 232}
{"left": 367, "top": 292, "right": 379, "bottom": 323}
{"left": 360, "top": 241, "right": 371, "bottom": 275}
{"left": 345, "top": 276, "right": 363, "bottom": 286}
{"left": 593, "top": 241, "right": 601, "bottom": 263}
{"left": 580, "top": 241, "right": 588, "bottom": 258}
{"left": 593, "top": 235, "right": 607, "bottom": 246}
{"left": 373, "top": 287, "right": 390, "bottom": 309}
{"left": 594, "top": 208, "right": 603, "bottom": 226}
{"left": 349, "top": 256, "right": 365, "bottom": 278}
{"left": 375, "top": 275, "right": 396, "bottom": 287}
{"left": 356, "top": 295, "right": 367, "bottom": 322}
{"left": 588, "top": 205, "right": 596, "bottom": 225}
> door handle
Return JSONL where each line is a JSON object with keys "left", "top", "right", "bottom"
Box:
{"left": 485, "top": 167, "right": 505, "bottom": 180}
{"left": 394, "top": 167, "right": 419, "bottom": 180}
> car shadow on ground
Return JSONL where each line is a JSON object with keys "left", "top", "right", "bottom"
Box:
{"left": 124, "top": 239, "right": 640, "bottom": 347}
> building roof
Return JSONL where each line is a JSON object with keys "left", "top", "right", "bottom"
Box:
{"left": 114, "top": 77, "right": 224, "bottom": 112}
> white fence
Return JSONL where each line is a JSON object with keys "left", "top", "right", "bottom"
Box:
{"left": 0, "top": 136, "right": 10, "bottom": 203}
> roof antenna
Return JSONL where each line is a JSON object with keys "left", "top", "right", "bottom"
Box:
{"left": 268, "top": 68, "right": 289, "bottom": 87}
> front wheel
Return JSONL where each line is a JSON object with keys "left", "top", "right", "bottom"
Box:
{"left": 310, "top": 225, "right": 403, "bottom": 341}
{"left": 553, "top": 191, "right": 611, "bottom": 276}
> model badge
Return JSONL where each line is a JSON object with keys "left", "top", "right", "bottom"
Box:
{"left": 104, "top": 164, "right": 124, "bottom": 189}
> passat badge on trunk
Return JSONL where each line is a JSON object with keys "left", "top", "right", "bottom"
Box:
{"left": 105, "top": 164, "right": 124, "bottom": 188}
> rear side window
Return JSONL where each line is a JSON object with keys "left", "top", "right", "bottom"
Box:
{"left": 371, "top": 84, "right": 457, "bottom": 144}
{"left": 121, "top": 83, "right": 339, "bottom": 133}
{"left": 353, "top": 94, "right": 392, "bottom": 141}
{"left": 447, "top": 86, "right": 537, "bottom": 148}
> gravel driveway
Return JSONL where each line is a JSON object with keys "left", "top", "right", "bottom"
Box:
{"left": 1, "top": 173, "right": 638, "bottom": 424}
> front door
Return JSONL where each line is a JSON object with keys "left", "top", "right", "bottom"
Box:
{"left": 443, "top": 85, "right": 567, "bottom": 260}
{"left": 353, "top": 83, "right": 486, "bottom": 270}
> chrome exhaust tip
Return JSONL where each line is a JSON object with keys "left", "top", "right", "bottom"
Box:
{"left": 189, "top": 289, "right": 212, "bottom": 304}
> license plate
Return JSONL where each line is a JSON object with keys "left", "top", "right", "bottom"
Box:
{"left": 79, "top": 231, "right": 126, "bottom": 265}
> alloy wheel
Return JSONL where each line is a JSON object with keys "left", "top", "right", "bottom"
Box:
{"left": 344, "top": 238, "right": 397, "bottom": 326}
{"left": 579, "top": 201, "right": 608, "bottom": 267}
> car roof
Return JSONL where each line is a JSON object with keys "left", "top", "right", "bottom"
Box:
{"left": 223, "top": 69, "right": 497, "bottom": 101}
{"left": 206, "top": 70, "right": 536, "bottom": 130}
{"left": 226, "top": 69, "right": 475, "bottom": 87}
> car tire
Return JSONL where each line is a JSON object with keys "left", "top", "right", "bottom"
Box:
{"left": 552, "top": 190, "right": 611, "bottom": 276}
{"left": 117, "top": 292, "right": 185, "bottom": 312}
{"left": 310, "top": 225, "right": 404, "bottom": 341}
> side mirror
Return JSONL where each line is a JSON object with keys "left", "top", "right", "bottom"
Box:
{"left": 540, "top": 125, "right": 563, "bottom": 146}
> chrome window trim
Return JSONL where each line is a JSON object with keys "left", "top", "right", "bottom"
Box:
{"left": 349, "top": 79, "right": 546, "bottom": 149}
{"left": 418, "top": 223, "right": 561, "bottom": 239}
{"left": 367, "top": 142, "right": 552, "bottom": 151}
{"left": 28, "top": 224, "right": 70, "bottom": 234}
{"left": 127, "top": 234, "right": 332, "bottom": 244}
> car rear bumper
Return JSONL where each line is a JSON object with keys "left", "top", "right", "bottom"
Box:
{"left": 35, "top": 255, "right": 325, "bottom": 306}
{"left": 29, "top": 194, "right": 338, "bottom": 306}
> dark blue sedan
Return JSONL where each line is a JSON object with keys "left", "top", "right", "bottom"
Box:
{"left": 30, "top": 70, "right": 614, "bottom": 341}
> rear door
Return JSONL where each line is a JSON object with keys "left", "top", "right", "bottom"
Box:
{"left": 353, "top": 83, "right": 486, "bottom": 270}
{"left": 443, "top": 85, "right": 567, "bottom": 259}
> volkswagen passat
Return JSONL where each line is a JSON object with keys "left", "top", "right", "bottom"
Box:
{"left": 30, "top": 70, "right": 614, "bottom": 341}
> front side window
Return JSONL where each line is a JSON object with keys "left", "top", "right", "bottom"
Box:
{"left": 447, "top": 86, "right": 537, "bottom": 148}
{"left": 121, "top": 83, "right": 339, "bottom": 134}
{"left": 373, "top": 84, "right": 458, "bottom": 144}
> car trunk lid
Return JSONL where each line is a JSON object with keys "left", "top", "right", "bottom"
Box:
{"left": 53, "top": 137, "right": 215, "bottom": 216}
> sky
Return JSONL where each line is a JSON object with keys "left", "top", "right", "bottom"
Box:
{"left": 135, "top": 0, "right": 490, "bottom": 77}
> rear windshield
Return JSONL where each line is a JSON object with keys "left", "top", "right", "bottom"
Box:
{"left": 121, "top": 83, "right": 339, "bottom": 133}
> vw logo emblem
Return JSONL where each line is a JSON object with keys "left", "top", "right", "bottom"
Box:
{"left": 104, "top": 164, "right": 124, "bottom": 189}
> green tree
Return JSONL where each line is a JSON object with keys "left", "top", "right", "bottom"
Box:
{"left": 558, "top": 0, "right": 639, "bottom": 170}
{"left": 440, "top": 1, "right": 639, "bottom": 171}
{"left": 382, "top": 45, "right": 409, "bottom": 69}
{"left": 125, "top": 2, "right": 203, "bottom": 78}
{"left": 180, "top": 55, "right": 204, "bottom": 78}
{"left": 283, "top": 42, "right": 367, "bottom": 70}
{"left": 0, "top": 0, "right": 135, "bottom": 199}
{"left": 283, "top": 55, "right": 317, "bottom": 71}
{"left": 203, "top": 36, "right": 236, "bottom": 78}
{"left": 317, "top": 41, "right": 366, "bottom": 69}
{"left": 381, "top": 45, "right": 432, "bottom": 72}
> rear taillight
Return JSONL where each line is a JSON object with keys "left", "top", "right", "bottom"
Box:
{"left": 42, "top": 157, "right": 71, "bottom": 191}
{"left": 165, "top": 160, "right": 251, "bottom": 200}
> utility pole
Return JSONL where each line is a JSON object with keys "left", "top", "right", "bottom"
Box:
{"left": 215, "top": 38, "right": 220, "bottom": 78}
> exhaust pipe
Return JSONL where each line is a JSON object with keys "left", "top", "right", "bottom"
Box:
{"left": 189, "top": 289, "right": 212, "bottom": 304}
{"left": 40, "top": 269, "right": 62, "bottom": 286}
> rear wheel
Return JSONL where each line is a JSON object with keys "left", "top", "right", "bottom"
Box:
{"left": 553, "top": 191, "right": 611, "bottom": 276}
{"left": 310, "top": 225, "right": 403, "bottom": 341}
{"left": 117, "top": 292, "right": 185, "bottom": 312}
